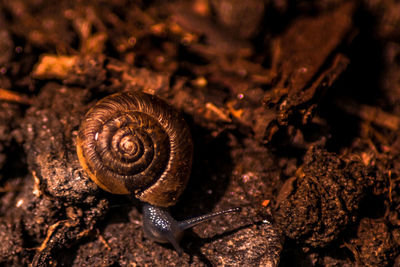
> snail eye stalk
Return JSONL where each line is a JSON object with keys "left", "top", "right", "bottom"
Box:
{"left": 142, "top": 203, "right": 241, "bottom": 255}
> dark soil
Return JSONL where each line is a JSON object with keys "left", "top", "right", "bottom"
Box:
{"left": 1, "top": 0, "right": 400, "bottom": 266}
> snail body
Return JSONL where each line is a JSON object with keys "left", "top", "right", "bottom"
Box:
{"left": 142, "top": 203, "right": 240, "bottom": 254}
{"left": 77, "top": 91, "right": 239, "bottom": 254}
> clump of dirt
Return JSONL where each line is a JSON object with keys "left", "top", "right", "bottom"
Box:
{"left": 350, "top": 218, "right": 399, "bottom": 266}
{"left": 275, "top": 147, "right": 372, "bottom": 247}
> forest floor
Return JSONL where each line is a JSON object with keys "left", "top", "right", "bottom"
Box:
{"left": 1, "top": 0, "right": 400, "bottom": 266}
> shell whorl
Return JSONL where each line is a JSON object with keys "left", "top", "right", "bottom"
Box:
{"left": 77, "top": 91, "right": 193, "bottom": 207}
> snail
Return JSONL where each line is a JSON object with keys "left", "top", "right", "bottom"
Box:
{"left": 76, "top": 91, "right": 240, "bottom": 254}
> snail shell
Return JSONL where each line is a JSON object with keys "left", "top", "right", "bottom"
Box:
{"left": 76, "top": 91, "right": 193, "bottom": 207}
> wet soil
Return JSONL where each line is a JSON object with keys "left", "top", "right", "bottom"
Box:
{"left": 1, "top": 0, "right": 400, "bottom": 266}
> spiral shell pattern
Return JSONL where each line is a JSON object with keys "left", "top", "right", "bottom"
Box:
{"left": 77, "top": 91, "right": 193, "bottom": 207}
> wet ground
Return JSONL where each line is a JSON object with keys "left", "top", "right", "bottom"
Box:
{"left": 1, "top": 0, "right": 400, "bottom": 266}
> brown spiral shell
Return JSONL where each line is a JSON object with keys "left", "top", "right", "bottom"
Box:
{"left": 76, "top": 91, "right": 193, "bottom": 207}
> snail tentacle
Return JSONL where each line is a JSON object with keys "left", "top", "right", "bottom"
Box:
{"left": 142, "top": 203, "right": 241, "bottom": 255}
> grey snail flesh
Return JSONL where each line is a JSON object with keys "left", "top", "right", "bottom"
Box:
{"left": 76, "top": 91, "right": 193, "bottom": 207}
{"left": 142, "top": 203, "right": 241, "bottom": 255}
